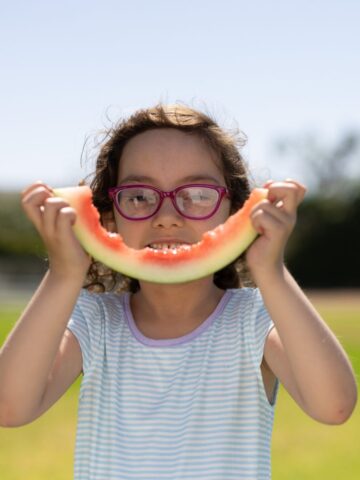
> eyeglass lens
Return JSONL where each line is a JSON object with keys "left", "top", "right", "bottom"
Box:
{"left": 116, "top": 186, "right": 220, "bottom": 218}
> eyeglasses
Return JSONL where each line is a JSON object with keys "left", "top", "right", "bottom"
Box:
{"left": 108, "top": 183, "right": 229, "bottom": 220}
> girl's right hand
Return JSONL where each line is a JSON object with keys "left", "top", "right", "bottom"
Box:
{"left": 22, "top": 181, "right": 91, "bottom": 280}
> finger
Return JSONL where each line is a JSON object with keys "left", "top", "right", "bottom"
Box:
{"left": 264, "top": 178, "right": 307, "bottom": 193}
{"left": 262, "top": 179, "right": 274, "bottom": 188}
{"left": 251, "top": 208, "right": 284, "bottom": 236}
{"left": 267, "top": 182, "right": 304, "bottom": 214}
{"left": 55, "top": 206, "right": 77, "bottom": 239}
{"left": 252, "top": 199, "right": 295, "bottom": 229}
{"left": 55, "top": 207, "right": 88, "bottom": 257}
{"left": 21, "top": 181, "right": 53, "bottom": 199}
{"left": 263, "top": 179, "right": 307, "bottom": 208}
{"left": 284, "top": 178, "right": 307, "bottom": 202}
{"left": 22, "top": 186, "right": 54, "bottom": 232}
{"left": 42, "top": 197, "right": 72, "bottom": 239}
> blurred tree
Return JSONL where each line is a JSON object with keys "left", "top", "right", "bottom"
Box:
{"left": 274, "top": 131, "right": 360, "bottom": 198}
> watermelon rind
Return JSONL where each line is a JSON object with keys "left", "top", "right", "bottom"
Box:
{"left": 53, "top": 186, "right": 267, "bottom": 284}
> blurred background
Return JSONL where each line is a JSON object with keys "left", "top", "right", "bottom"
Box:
{"left": 0, "top": 1, "right": 359, "bottom": 479}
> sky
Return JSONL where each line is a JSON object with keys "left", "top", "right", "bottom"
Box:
{"left": 1, "top": 0, "right": 359, "bottom": 191}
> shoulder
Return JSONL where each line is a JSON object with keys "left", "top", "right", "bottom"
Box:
{"left": 225, "top": 287, "right": 263, "bottom": 309}
{"left": 221, "top": 288, "right": 275, "bottom": 370}
{"left": 225, "top": 287, "right": 272, "bottom": 330}
{"left": 68, "top": 289, "right": 128, "bottom": 373}
{"left": 71, "top": 289, "right": 128, "bottom": 328}
{"left": 77, "top": 288, "right": 126, "bottom": 309}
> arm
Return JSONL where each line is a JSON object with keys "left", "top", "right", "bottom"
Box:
{"left": 0, "top": 182, "right": 90, "bottom": 427}
{"left": 259, "top": 267, "right": 356, "bottom": 424}
{"left": 247, "top": 180, "right": 357, "bottom": 424}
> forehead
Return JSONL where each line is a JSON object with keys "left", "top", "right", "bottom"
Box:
{"left": 117, "top": 128, "right": 224, "bottom": 185}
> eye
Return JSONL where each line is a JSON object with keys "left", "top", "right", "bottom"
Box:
{"left": 120, "top": 189, "right": 158, "bottom": 208}
{"left": 180, "top": 187, "right": 217, "bottom": 205}
{"left": 127, "top": 193, "right": 148, "bottom": 204}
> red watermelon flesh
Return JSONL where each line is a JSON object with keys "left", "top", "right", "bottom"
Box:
{"left": 53, "top": 186, "right": 267, "bottom": 283}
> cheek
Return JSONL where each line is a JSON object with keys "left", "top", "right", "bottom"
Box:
{"left": 223, "top": 200, "right": 232, "bottom": 218}
{"left": 115, "top": 215, "right": 143, "bottom": 247}
{"left": 115, "top": 216, "right": 129, "bottom": 238}
{"left": 213, "top": 200, "right": 231, "bottom": 225}
{"left": 201, "top": 208, "right": 230, "bottom": 234}
{"left": 114, "top": 214, "right": 122, "bottom": 233}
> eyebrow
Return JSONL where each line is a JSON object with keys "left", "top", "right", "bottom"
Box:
{"left": 118, "top": 174, "right": 222, "bottom": 185}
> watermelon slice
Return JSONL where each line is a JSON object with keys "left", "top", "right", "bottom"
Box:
{"left": 53, "top": 186, "right": 267, "bottom": 284}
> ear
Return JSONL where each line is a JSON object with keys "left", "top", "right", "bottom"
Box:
{"left": 101, "top": 210, "right": 117, "bottom": 233}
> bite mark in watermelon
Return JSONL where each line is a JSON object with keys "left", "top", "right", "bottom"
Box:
{"left": 53, "top": 186, "right": 267, "bottom": 284}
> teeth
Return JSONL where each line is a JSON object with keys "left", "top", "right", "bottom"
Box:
{"left": 148, "top": 243, "right": 186, "bottom": 250}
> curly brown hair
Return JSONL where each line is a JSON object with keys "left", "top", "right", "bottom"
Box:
{"left": 83, "top": 103, "right": 255, "bottom": 293}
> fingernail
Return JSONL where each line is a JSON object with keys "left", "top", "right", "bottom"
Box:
{"left": 268, "top": 193, "right": 276, "bottom": 203}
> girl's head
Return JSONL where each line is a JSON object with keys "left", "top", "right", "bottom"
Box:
{"left": 86, "top": 103, "right": 253, "bottom": 292}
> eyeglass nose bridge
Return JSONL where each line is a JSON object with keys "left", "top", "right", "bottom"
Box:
{"left": 160, "top": 190, "right": 174, "bottom": 199}
{"left": 156, "top": 190, "right": 179, "bottom": 212}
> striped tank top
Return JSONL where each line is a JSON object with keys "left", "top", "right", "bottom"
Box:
{"left": 67, "top": 287, "right": 278, "bottom": 479}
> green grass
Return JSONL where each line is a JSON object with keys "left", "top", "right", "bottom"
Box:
{"left": 272, "top": 303, "right": 360, "bottom": 479}
{"left": 0, "top": 299, "right": 359, "bottom": 479}
{"left": 0, "top": 305, "right": 80, "bottom": 480}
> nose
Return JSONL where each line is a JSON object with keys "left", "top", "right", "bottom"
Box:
{"left": 151, "top": 197, "right": 184, "bottom": 228}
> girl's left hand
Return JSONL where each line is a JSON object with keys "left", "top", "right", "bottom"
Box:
{"left": 246, "top": 179, "right": 306, "bottom": 280}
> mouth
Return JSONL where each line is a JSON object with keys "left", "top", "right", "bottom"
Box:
{"left": 146, "top": 242, "right": 192, "bottom": 251}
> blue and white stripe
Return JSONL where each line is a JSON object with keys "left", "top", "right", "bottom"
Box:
{"left": 68, "top": 287, "right": 278, "bottom": 479}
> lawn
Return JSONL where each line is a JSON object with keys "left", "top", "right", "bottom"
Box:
{"left": 273, "top": 293, "right": 360, "bottom": 480}
{"left": 0, "top": 293, "right": 359, "bottom": 479}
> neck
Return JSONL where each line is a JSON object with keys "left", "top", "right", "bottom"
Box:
{"left": 130, "top": 277, "right": 225, "bottom": 326}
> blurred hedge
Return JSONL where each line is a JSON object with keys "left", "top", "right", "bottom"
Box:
{"left": 0, "top": 189, "right": 359, "bottom": 288}
{"left": 0, "top": 192, "right": 47, "bottom": 277}
{"left": 285, "top": 190, "right": 360, "bottom": 288}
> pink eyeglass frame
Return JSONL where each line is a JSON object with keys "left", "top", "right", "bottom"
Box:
{"left": 108, "top": 183, "right": 230, "bottom": 220}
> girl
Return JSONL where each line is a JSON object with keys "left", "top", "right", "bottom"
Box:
{"left": 0, "top": 104, "right": 357, "bottom": 480}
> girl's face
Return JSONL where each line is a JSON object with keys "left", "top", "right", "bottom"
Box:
{"left": 111, "top": 128, "right": 231, "bottom": 249}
